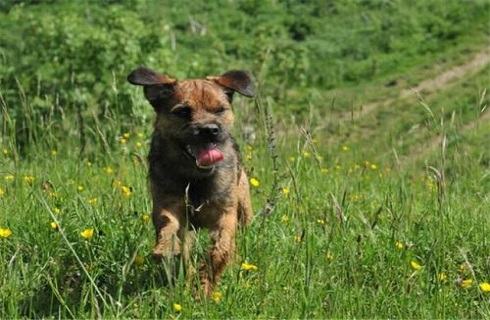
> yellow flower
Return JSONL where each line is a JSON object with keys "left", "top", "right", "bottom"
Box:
{"left": 370, "top": 164, "right": 378, "bottom": 170}
{"left": 77, "top": 185, "right": 84, "bottom": 192}
{"left": 302, "top": 151, "right": 311, "bottom": 158}
{"left": 104, "top": 166, "right": 114, "bottom": 175}
{"left": 121, "top": 186, "right": 132, "bottom": 198}
{"left": 326, "top": 252, "right": 334, "bottom": 261}
{"left": 119, "top": 138, "right": 127, "bottom": 144}
{"left": 479, "top": 282, "right": 490, "bottom": 293}
{"left": 88, "top": 197, "right": 98, "bottom": 205}
{"left": 288, "top": 156, "right": 296, "bottom": 162}
{"left": 142, "top": 214, "right": 151, "bottom": 223}
{"left": 0, "top": 227, "right": 12, "bottom": 238}
{"left": 172, "top": 303, "right": 182, "bottom": 312}
{"left": 0, "top": 187, "right": 4, "bottom": 198}
{"left": 460, "top": 279, "right": 473, "bottom": 289}
{"left": 137, "top": 132, "right": 144, "bottom": 138}
{"left": 211, "top": 291, "right": 222, "bottom": 303}
{"left": 320, "top": 168, "right": 329, "bottom": 174}
{"left": 122, "top": 132, "right": 130, "bottom": 139}
{"left": 437, "top": 272, "right": 447, "bottom": 282}
{"left": 51, "top": 149, "right": 58, "bottom": 156}
{"left": 53, "top": 207, "right": 61, "bottom": 214}
{"left": 4, "top": 174, "right": 14, "bottom": 182}
{"left": 80, "top": 228, "right": 94, "bottom": 240}
{"left": 281, "top": 187, "right": 290, "bottom": 196}
{"left": 136, "top": 142, "right": 142, "bottom": 148}
{"left": 317, "top": 219, "right": 325, "bottom": 225}
{"left": 341, "top": 145, "right": 349, "bottom": 151}
{"left": 395, "top": 241, "right": 404, "bottom": 250}
{"left": 50, "top": 222, "right": 59, "bottom": 230}
{"left": 241, "top": 262, "right": 258, "bottom": 271}
{"left": 294, "top": 235, "right": 302, "bottom": 243}
{"left": 86, "top": 161, "right": 92, "bottom": 167}
{"left": 23, "top": 175, "right": 35, "bottom": 185}
{"left": 134, "top": 255, "right": 144, "bottom": 267}
{"left": 410, "top": 260, "right": 422, "bottom": 271}
{"left": 250, "top": 178, "right": 260, "bottom": 188}
{"left": 281, "top": 215, "right": 289, "bottom": 224}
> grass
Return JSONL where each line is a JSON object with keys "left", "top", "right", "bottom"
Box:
{"left": 1, "top": 85, "right": 489, "bottom": 317}
{"left": 1, "top": 1, "right": 490, "bottom": 318}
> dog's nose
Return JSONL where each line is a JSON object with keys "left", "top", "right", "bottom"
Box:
{"left": 198, "top": 124, "right": 221, "bottom": 137}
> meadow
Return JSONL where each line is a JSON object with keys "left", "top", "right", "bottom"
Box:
{"left": 1, "top": 1, "right": 489, "bottom": 318}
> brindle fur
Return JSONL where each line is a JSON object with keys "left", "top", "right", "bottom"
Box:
{"left": 128, "top": 67, "right": 254, "bottom": 296}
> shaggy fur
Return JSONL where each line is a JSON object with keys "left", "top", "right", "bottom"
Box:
{"left": 127, "top": 67, "right": 254, "bottom": 296}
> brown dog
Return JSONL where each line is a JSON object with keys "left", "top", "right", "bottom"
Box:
{"left": 127, "top": 67, "right": 254, "bottom": 296}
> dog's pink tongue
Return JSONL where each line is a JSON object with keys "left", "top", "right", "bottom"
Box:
{"left": 196, "top": 147, "right": 224, "bottom": 167}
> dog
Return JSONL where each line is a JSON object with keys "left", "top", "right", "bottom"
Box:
{"left": 127, "top": 67, "right": 255, "bottom": 296}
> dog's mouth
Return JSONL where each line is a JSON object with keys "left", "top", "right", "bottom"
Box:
{"left": 183, "top": 143, "right": 224, "bottom": 170}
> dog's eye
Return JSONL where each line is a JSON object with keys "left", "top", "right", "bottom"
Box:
{"left": 171, "top": 107, "right": 192, "bottom": 119}
{"left": 214, "top": 107, "right": 227, "bottom": 114}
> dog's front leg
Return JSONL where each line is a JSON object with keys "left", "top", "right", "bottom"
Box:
{"left": 199, "top": 208, "right": 238, "bottom": 296}
{"left": 152, "top": 203, "right": 183, "bottom": 259}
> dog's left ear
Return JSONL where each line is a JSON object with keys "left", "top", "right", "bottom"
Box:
{"left": 207, "top": 70, "right": 255, "bottom": 100}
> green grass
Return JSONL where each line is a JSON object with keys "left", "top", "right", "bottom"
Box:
{"left": 1, "top": 1, "right": 490, "bottom": 318}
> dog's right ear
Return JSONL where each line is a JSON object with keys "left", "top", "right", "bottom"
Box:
{"left": 127, "top": 67, "right": 177, "bottom": 105}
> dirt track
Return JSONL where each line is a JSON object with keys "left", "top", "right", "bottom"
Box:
{"left": 341, "top": 47, "right": 490, "bottom": 121}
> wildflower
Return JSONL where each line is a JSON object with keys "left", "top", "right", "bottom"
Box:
{"left": 370, "top": 164, "right": 378, "bottom": 170}
{"left": 86, "top": 161, "right": 92, "bottom": 167}
{"left": 302, "top": 151, "right": 311, "bottom": 158}
{"left": 241, "top": 262, "right": 258, "bottom": 271}
{"left": 142, "top": 214, "right": 151, "bottom": 223}
{"left": 53, "top": 207, "right": 61, "bottom": 214}
{"left": 437, "top": 272, "right": 447, "bottom": 282}
{"left": 137, "top": 132, "right": 144, "bottom": 138}
{"left": 122, "top": 132, "right": 130, "bottom": 139}
{"left": 0, "top": 187, "right": 4, "bottom": 198}
{"left": 0, "top": 227, "right": 12, "bottom": 238}
{"left": 80, "top": 228, "right": 94, "bottom": 240}
{"left": 288, "top": 156, "right": 296, "bottom": 162}
{"left": 121, "top": 186, "right": 133, "bottom": 198}
{"left": 460, "top": 279, "right": 473, "bottom": 289}
{"left": 410, "top": 260, "right": 422, "bottom": 271}
{"left": 77, "top": 185, "right": 84, "bottom": 192}
{"left": 134, "top": 255, "right": 144, "bottom": 267}
{"left": 119, "top": 137, "right": 127, "bottom": 144}
{"left": 2, "top": 148, "right": 8, "bottom": 156}
{"left": 479, "top": 282, "right": 490, "bottom": 293}
{"left": 281, "top": 215, "right": 289, "bottom": 224}
{"left": 211, "top": 291, "right": 222, "bottom": 303}
{"left": 4, "top": 174, "right": 14, "bottom": 182}
{"left": 136, "top": 142, "right": 142, "bottom": 148}
{"left": 315, "top": 155, "right": 323, "bottom": 161}
{"left": 23, "top": 175, "right": 35, "bottom": 185}
{"left": 326, "top": 252, "right": 334, "bottom": 261}
{"left": 335, "top": 164, "right": 341, "bottom": 170}
{"left": 294, "top": 235, "right": 302, "bottom": 243}
{"left": 104, "top": 166, "right": 114, "bottom": 175}
{"left": 88, "top": 197, "right": 98, "bottom": 205}
{"left": 172, "top": 303, "right": 182, "bottom": 312}
{"left": 341, "top": 145, "right": 349, "bottom": 151}
{"left": 317, "top": 219, "right": 325, "bottom": 225}
{"left": 320, "top": 168, "right": 329, "bottom": 174}
{"left": 250, "top": 178, "right": 260, "bottom": 188}
{"left": 51, "top": 149, "right": 58, "bottom": 156}
{"left": 395, "top": 241, "right": 404, "bottom": 250}
{"left": 281, "top": 187, "right": 290, "bottom": 196}
{"left": 50, "top": 222, "right": 59, "bottom": 230}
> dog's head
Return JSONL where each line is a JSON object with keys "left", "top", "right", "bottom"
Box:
{"left": 128, "top": 67, "right": 255, "bottom": 171}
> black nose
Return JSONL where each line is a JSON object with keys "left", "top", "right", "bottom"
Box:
{"left": 195, "top": 124, "right": 221, "bottom": 138}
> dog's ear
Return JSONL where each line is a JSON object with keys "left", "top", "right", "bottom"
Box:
{"left": 207, "top": 70, "right": 255, "bottom": 101}
{"left": 127, "top": 67, "right": 176, "bottom": 86}
{"left": 127, "top": 67, "right": 177, "bottom": 106}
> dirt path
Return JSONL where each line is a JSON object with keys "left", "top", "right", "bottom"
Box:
{"left": 340, "top": 47, "right": 490, "bottom": 121}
